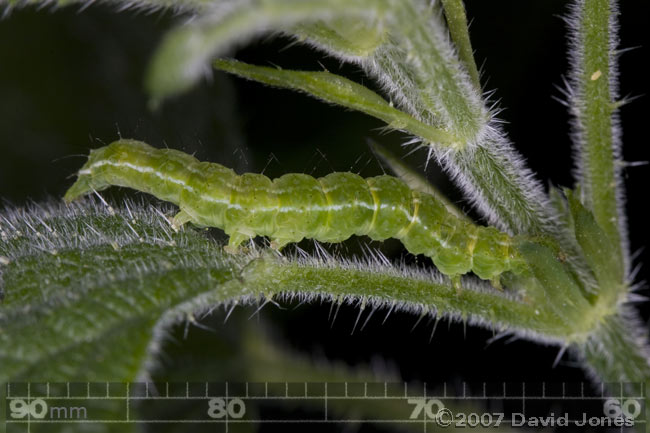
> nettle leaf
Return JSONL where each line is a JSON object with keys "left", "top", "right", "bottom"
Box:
{"left": 2, "top": 0, "right": 649, "bottom": 421}
{"left": 0, "top": 200, "right": 255, "bottom": 383}
{"left": 290, "top": 17, "right": 387, "bottom": 59}
{"left": 1, "top": 0, "right": 205, "bottom": 14}
{"left": 213, "top": 58, "right": 459, "bottom": 146}
{"left": 146, "top": 0, "right": 388, "bottom": 105}
{"left": 0, "top": 198, "right": 570, "bottom": 385}
{"left": 565, "top": 189, "right": 624, "bottom": 296}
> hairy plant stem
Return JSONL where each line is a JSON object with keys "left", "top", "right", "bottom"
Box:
{"left": 1, "top": 1, "right": 648, "bottom": 422}
{"left": 352, "top": 11, "right": 561, "bottom": 240}
{"left": 0, "top": 199, "right": 567, "bottom": 383}
{"left": 147, "top": 0, "right": 392, "bottom": 104}
{"left": 440, "top": 0, "right": 480, "bottom": 90}
{"left": 568, "top": 0, "right": 627, "bottom": 278}
{"left": 580, "top": 309, "right": 650, "bottom": 409}
{"left": 391, "top": 0, "right": 486, "bottom": 142}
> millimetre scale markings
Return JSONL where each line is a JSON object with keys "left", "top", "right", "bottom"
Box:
{"left": 3, "top": 381, "right": 645, "bottom": 429}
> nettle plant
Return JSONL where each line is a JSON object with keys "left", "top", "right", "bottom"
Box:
{"left": 1, "top": 0, "right": 648, "bottom": 420}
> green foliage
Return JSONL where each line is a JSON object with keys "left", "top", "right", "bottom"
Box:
{"left": 1, "top": 198, "right": 567, "bottom": 384}
{"left": 145, "top": 0, "right": 389, "bottom": 106}
{"left": 213, "top": 58, "right": 459, "bottom": 146}
{"left": 0, "top": 0, "right": 648, "bottom": 429}
{"left": 567, "top": 0, "right": 625, "bottom": 266}
{"left": 440, "top": 0, "right": 480, "bottom": 90}
{"left": 0, "top": 200, "right": 250, "bottom": 382}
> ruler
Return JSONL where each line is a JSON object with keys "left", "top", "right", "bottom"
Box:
{"left": 2, "top": 381, "right": 646, "bottom": 432}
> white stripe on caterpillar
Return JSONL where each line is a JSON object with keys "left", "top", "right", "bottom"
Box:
{"left": 65, "top": 139, "right": 527, "bottom": 282}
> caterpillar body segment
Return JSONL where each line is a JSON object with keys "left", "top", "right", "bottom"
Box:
{"left": 65, "top": 140, "right": 527, "bottom": 281}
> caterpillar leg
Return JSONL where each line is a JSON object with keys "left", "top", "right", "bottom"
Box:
{"left": 490, "top": 276, "right": 503, "bottom": 291}
{"left": 270, "top": 238, "right": 294, "bottom": 251}
{"left": 172, "top": 210, "right": 193, "bottom": 231}
{"left": 450, "top": 275, "right": 462, "bottom": 295}
{"left": 224, "top": 232, "right": 252, "bottom": 254}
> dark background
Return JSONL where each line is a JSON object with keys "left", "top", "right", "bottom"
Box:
{"left": 0, "top": 0, "right": 648, "bottom": 391}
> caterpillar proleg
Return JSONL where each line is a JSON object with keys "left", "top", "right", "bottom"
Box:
{"left": 64, "top": 140, "right": 527, "bottom": 281}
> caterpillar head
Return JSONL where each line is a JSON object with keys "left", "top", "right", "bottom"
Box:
{"left": 64, "top": 141, "right": 149, "bottom": 202}
{"left": 64, "top": 146, "right": 116, "bottom": 203}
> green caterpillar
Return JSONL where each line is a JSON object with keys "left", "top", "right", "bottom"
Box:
{"left": 64, "top": 140, "right": 527, "bottom": 282}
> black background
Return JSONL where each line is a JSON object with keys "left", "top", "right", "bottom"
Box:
{"left": 0, "top": 0, "right": 648, "bottom": 394}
